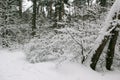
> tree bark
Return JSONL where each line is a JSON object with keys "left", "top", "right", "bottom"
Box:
{"left": 19, "top": 0, "right": 22, "bottom": 18}
{"left": 50, "top": 0, "right": 53, "bottom": 18}
{"left": 32, "top": 0, "right": 37, "bottom": 36}
{"left": 106, "top": 27, "right": 119, "bottom": 70}
{"left": 90, "top": 36, "right": 110, "bottom": 70}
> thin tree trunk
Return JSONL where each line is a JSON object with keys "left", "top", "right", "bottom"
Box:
{"left": 32, "top": 0, "right": 37, "bottom": 36}
{"left": 19, "top": 0, "right": 22, "bottom": 18}
{"left": 59, "top": 0, "right": 62, "bottom": 20}
{"left": 37, "top": 2, "right": 40, "bottom": 15}
{"left": 48, "top": 0, "right": 53, "bottom": 18}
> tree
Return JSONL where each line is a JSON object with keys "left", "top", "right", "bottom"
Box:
{"left": 0, "top": 0, "right": 18, "bottom": 47}
{"left": 31, "top": 0, "right": 37, "bottom": 36}
{"left": 45, "top": 0, "right": 53, "bottom": 18}
{"left": 54, "top": 0, "right": 64, "bottom": 21}
{"left": 85, "top": 0, "right": 120, "bottom": 70}
{"left": 106, "top": 27, "right": 119, "bottom": 70}
{"left": 19, "top": 0, "right": 22, "bottom": 18}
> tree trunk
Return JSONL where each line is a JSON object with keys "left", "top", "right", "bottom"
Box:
{"left": 59, "top": 0, "right": 64, "bottom": 20}
{"left": 19, "top": 0, "right": 22, "bottom": 18}
{"left": 90, "top": 36, "right": 110, "bottom": 70}
{"left": 48, "top": 0, "right": 53, "bottom": 18}
{"left": 50, "top": 0, "right": 53, "bottom": 18}
{"left": 106, "top": 27, "right": 119, "bottom": 70}
{"left": 32, "top": 0, "right": 37, "bottom": 36}
{"left": 37, "top": 2, "right": 40, "bottom": 15}
{"left": 54, "top": 0, "right": 64, "bottom": 21}
{"left": 87, "top": 0, "right": 120, "bottom": 70}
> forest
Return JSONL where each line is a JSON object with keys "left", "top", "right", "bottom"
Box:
{"left": 0, "top": 0, "right": 120, "bottom": 80}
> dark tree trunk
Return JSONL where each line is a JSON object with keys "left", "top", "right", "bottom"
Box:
{"left": 90, "top": 36, "right": 110, "bottom": 70}
{"left": 106, "top": 28, "right": 119, "bottom": 70}
{"left": 59, "top": 0, "right": 64, "bottom": 20}
{"left": 50, "top": 0, "right": 53, "bottom": 18}
{"left": 47, "top": 0, "right": 53, "bottom": 18}
{"left": 19, "top": 0, "right": 22, "bottom": 18}
{"left": 54, "top": 0, "right": 64, "bottom": 21}
{"left": 32, "top": 0, "right": 37, "bottom": 36}
{"left": 59, "top": 0, "right": 62, "bottom": 20}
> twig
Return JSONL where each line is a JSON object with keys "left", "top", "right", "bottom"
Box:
{"left": 66, "top": 28, "right": 85, "bottom": 63}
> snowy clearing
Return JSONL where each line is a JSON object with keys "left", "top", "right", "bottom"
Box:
{"left": 0, "top": 50, "right": 120, "bottom": 80}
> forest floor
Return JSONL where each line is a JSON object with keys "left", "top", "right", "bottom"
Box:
{"left": 0, "top": 49, "right": 120, "bottom": 80}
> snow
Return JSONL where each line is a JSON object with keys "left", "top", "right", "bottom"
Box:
{"left": 101, "top": 0, "right": 120, "bottom": 32}
{"left": 68, "top": 0, "right": 74, "bottom": 3}
{"left": 23, "top": 0, "right": 32, "bottom": 12}
{"left": 0, "top": 50, "right": 120, "bottom": 80}
{"left": 92, "top": 0, "right": 97, "bottom": 5}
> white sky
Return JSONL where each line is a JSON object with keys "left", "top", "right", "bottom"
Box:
{"left": 22, "top": 0, "right": 74, "bottom": 12}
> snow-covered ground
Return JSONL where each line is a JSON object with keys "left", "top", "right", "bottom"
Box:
{"left": 0, "top": 49, "right": 120, "bottom": 80}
